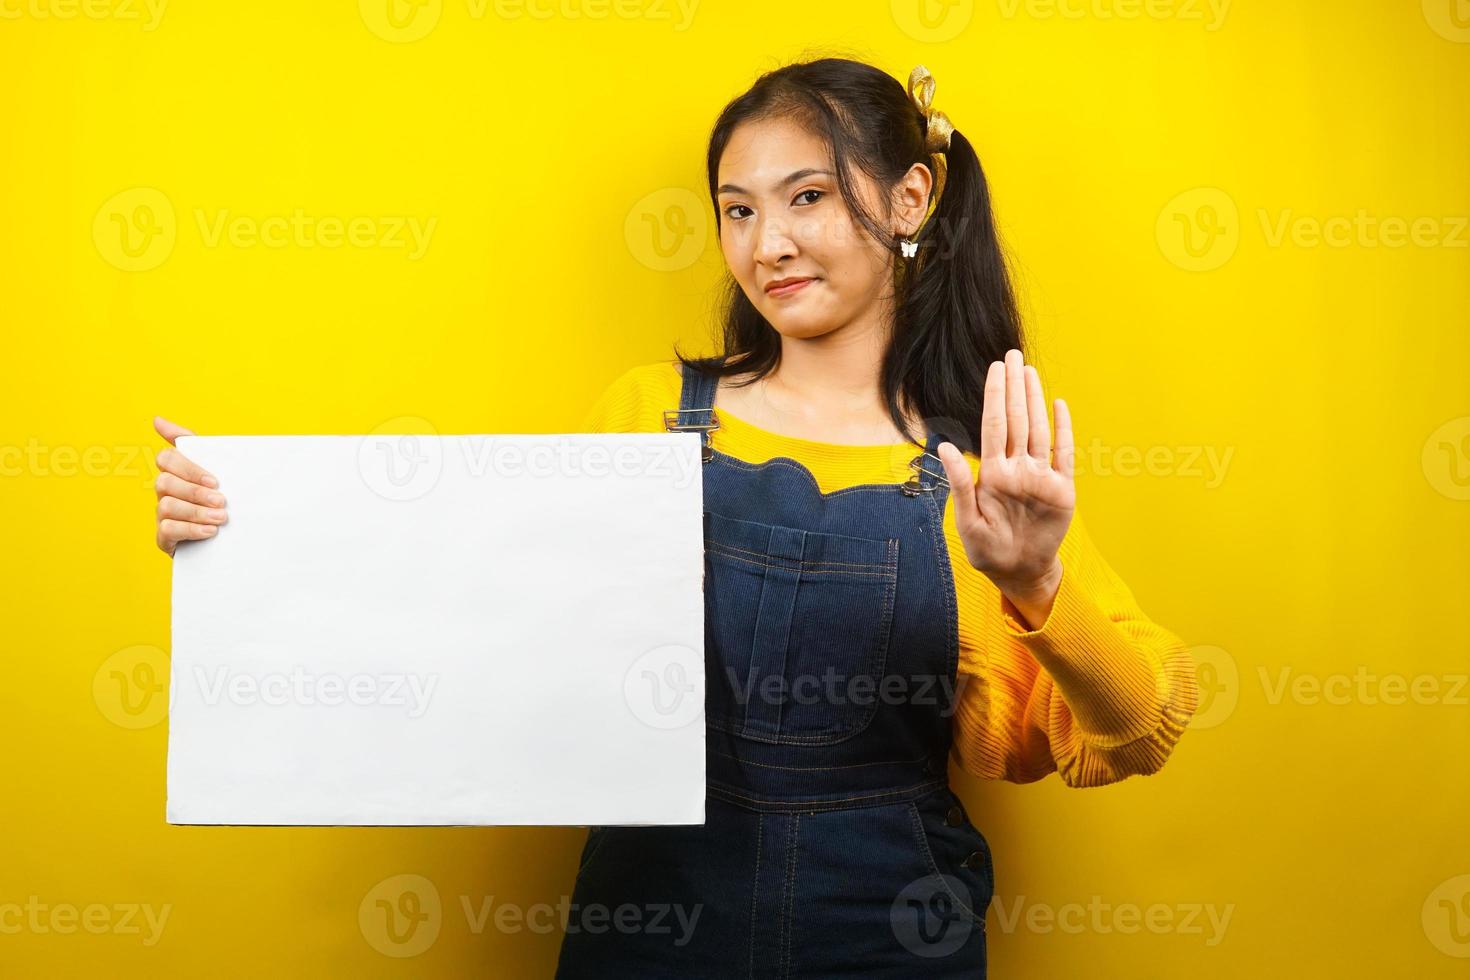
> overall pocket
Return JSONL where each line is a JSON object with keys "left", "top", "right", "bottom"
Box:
{"left": 907, "top": 792, "right": 994, "bottom": 928}
{"left": 703, "top": 509, "right": 899, "bottom": 744}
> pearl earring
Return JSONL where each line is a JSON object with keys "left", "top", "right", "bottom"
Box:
{"left": 900, "top": 237, "right": 918, "bottom": 258}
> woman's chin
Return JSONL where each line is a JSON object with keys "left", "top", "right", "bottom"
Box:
{"left": 763, "top": 309, "right": 841, "bottom": 339}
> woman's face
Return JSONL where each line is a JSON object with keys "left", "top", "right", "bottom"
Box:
{"left": 715, "top": 116, "right": 900, "bottom": 341}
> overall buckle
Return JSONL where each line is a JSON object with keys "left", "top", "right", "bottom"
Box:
{"left": 900, "top": 451, "right": 950, "bottom": 496}
{"left": 663, "top": 408, "right": 720, "bottom": 462}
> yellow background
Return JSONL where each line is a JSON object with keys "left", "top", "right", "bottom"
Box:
{"left": 3, "top": 0, "right": 1468, "bottom": 976}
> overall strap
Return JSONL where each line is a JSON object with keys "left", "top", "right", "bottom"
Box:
{"left": 681, "top": 358, "right": 720, "bottom": 414}
{"left": 663, "top": 358, "right": 723, "bottom": 462}
{"left": 922, "top": 428, "right": 945, "bottom": 461}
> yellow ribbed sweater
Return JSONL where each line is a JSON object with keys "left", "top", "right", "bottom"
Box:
{"left": 580, "top": 360, "right": 1199, "bottom": 788}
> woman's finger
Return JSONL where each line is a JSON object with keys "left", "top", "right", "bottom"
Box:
{"left": 158, "top": 494, "right": 229, "bottom": 526}
{"left": 936, "top": 442, "right": 979, "bottom": 529}
{"left": 158, "top": 518, "right": 218, "bottom": 543}
{"left": 154, "top": 471, "right": 226, "bottom": 507}
{"left": 1004, "top": 349, "right": 1027, "bottom": 457}
{"left": 979, "top": 359, "right": 1006, "bottom": 460}
{"left": 155, "top": 446, "right": 218, "bottom": 489}
{"left": 1053, "top": 398, "right": 1075, "bottom": 480}
{"left": 1024, "top": 364, "right": 1050, "bottom": 461}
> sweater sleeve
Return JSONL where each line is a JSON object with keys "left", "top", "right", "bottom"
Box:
{"left": 577, "top": 362, "right": 670, "bottom": 435}
{"left": 948, "top": 505, "right": 1199, "bottom": 788}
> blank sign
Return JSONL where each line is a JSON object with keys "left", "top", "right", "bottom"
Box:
{"left": 166, "top": 432, "right": 706, "bottom": 826}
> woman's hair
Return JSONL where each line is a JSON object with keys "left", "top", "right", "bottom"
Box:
{"left": 674, "top": 56, "right": 1027, "bottom": 453}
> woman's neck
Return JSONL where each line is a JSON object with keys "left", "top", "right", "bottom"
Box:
{"left": 720, "top": 332, "right": 925, "bottom": 446}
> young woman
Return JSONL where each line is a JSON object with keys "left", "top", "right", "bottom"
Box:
{"left": 152, "top": 57, "right": 1199, "bottom": 979}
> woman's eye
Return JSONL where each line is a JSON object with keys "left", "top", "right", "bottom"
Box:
{"left": 724, "top": 204, "right": 752, "bottom": 220}
{"left": 795, "top": 189, "right": 823, "bottom": 205}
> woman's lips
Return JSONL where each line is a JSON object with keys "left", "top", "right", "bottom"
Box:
{"left": 766, "top": 278, "right": 814, "bottom": 297}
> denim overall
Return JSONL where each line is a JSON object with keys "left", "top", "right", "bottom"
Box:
{"left": 555, "top": 360, "right": 995, "bottom": 978}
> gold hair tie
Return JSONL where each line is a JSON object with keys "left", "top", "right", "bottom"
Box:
{"left": 907, "top": 64, "right": 953, "bottom": 209}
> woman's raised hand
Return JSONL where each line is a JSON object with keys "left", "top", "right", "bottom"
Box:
{"left": 935, "top": 348, "right": 1076, "bottom": 601}
{"left": 153, "top": 416, "right": 227, "bottom": 557}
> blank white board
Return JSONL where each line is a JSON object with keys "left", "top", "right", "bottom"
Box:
{"left": 166, "top": 432, "right": 706, "bottom": 826}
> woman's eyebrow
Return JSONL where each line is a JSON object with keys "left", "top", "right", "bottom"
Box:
{"left": 716, "top": 168, "right": 834, "bottom": 196}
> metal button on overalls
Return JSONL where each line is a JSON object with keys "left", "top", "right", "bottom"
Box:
{"left": 555, "top": 359, "right": 996, "bottom": 978}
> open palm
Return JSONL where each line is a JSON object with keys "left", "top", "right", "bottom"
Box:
{"left": 936, "top": 348, "right": 1075, "bottom": 597}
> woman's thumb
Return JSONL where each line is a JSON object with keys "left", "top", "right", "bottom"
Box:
{"left": 153, "top": 415, "right": 197, "bottom": 445}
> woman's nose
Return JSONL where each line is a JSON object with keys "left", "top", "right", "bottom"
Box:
{"left": 753, "top": 219, "right": 797, "bottom": 265}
